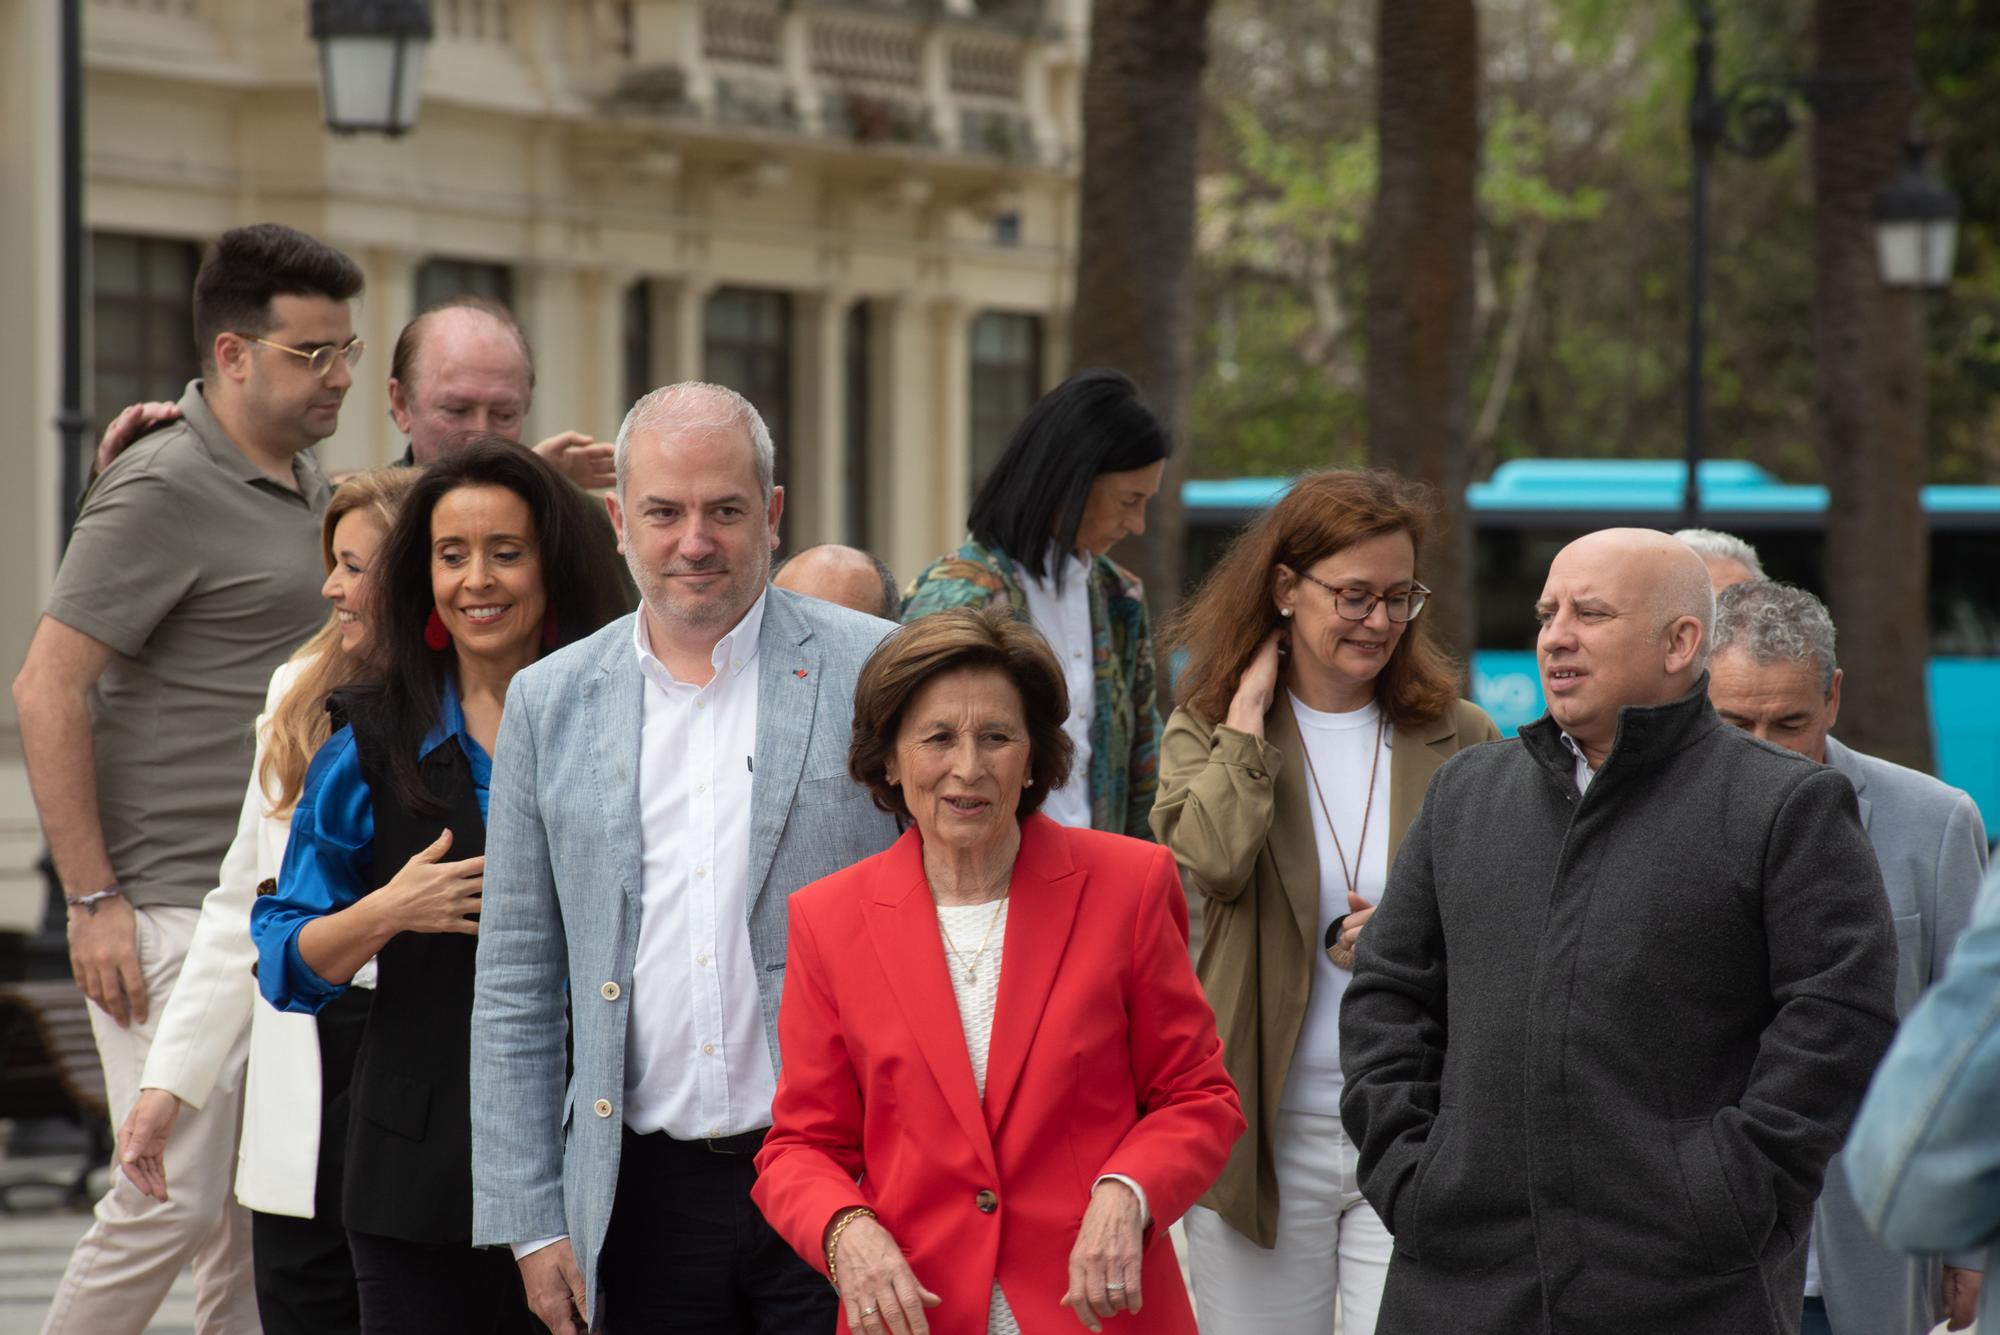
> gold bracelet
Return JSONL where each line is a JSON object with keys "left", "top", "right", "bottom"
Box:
{"left": 825, "top": 1207, "right": 877, "bottom": 1290}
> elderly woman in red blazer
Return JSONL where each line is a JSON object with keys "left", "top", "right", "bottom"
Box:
{"left": 754, "top": 606, "right": 1243, "bottom": 1335}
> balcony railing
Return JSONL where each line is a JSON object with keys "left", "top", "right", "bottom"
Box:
{"left": 593, "top": 0, "right": 1069, "bottom": 166}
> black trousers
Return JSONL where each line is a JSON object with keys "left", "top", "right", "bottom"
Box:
{"left": 347, "top": 1229, "right": 540, "bottom": 1335}
{"left": 251, "top": 984, "right": 371, "bottom": 1335}
{"left": 598, "top": 1125, "right": 835, "bottom": 1334}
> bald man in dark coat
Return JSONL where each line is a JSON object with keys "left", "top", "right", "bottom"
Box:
{"left": 1339, "top": 529, "right": 1898, "bottom": 1335}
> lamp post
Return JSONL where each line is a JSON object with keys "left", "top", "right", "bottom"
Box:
{"left": 57, "top": 0, "right": 85, "bottom": 549}
{"left": 1680, "top": 2, "right": 1957, "bottom": 529}
{"left": 310, "top": 0, "right": 433, "bottom": 137}
{"left": 1874, "top": 139, "right": 1961, "bottom": 289}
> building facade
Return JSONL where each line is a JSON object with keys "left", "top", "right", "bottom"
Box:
{"left": 0, "top": 0, "right": 1086, "bottom": 935}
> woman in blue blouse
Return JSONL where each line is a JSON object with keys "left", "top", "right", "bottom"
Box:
{"left": 250, "top": 436, "right": 627, "bottom": 1335}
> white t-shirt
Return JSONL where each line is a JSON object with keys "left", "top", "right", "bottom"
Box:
{"left": 1017, "top": 547, "right": 1096, "bottom": 829}
{"left": 1279, "top": 693, "right": 1392, "bottom": 1116}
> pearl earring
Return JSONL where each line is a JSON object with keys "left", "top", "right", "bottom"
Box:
{"left": 1280, "top": 607, "right": 1294, "bottom": 619}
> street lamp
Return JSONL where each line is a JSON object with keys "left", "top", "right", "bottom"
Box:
{"left": 311, "top": 0, "right": 433, "bottom": 136}
{"left": 1873, "top": 140, "right": 1960, "bottom": 289}
{"left": 1680, "top": 2, "right": 1958, "bottom": 527}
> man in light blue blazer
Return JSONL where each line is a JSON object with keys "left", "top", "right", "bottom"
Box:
{"left": 1709, "top": 580, "right": 1989, "bottom": 1335}
{"left": 1846, "top": 860, "right": 2000, "bottom": 1333}
{"left": 470, "top": 382, "right": 899, "bottom": 1333}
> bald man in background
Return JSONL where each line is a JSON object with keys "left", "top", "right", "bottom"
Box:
{"left": 770, "top": 544, "right": 899, "bottom": 620}
{"left": 1340, "top": 529, "right": 1897, "bottom": 1335}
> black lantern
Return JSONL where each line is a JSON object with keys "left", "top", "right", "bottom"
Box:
{"left": 1873, "top": 139, "right": 1961, "bottom": 289}
{"left": 311, "top": 0, "right": 433, "bottom": 136}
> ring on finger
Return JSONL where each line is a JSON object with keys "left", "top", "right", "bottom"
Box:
{"left": 1105, "top": 1282, "right": 1127, "bottom": 1293}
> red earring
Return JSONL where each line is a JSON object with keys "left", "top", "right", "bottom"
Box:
{"left": 542, "top": 606, "right": 559, "bottom": 650}
{"left": 424, "top": 608, "right": 450, "bottom": 651}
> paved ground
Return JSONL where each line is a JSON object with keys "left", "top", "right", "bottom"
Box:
{"left": 0, "top": 1169, "right": 195, "bottom": 1335}
{"left": 0, "top": 1152, "right": 1970, "bottom": 1335}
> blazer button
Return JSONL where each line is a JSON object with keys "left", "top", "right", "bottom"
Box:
{"left": 600, "top": 981, "right": 620, "bottom": 1001}
{"left": 593, "top": 1098, "right": 613, "bottom": 1118}
{"left": 975, "top": 1189, "right": 998, "bottom": 1214}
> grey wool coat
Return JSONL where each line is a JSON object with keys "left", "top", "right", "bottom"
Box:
{"left": 467, "top": 592, "right": 901, "bottom": 1325}
{"left": 1339, "top": 679, "right": 1899, "bottom": 1335}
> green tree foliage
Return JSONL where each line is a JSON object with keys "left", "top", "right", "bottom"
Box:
{"left": 1190, "top": 0, "right": 1999, "bottom": 486}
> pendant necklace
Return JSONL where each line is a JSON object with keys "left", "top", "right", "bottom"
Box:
{"left": 1298, "top": 707, "right": 1386, "bottom": 970}
{"left": 938, "top": 876, "right": 1009, "bottom": 984}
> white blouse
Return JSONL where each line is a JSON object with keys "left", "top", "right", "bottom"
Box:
{"left": 1279, "top": 693, "right": 1391, "bottom": 1117}
{"left": 937, "top": 899, "right": 1020, "bottom": 1335}
{"left": 1017, "top": 547, "right": 1096, "bottom": 829}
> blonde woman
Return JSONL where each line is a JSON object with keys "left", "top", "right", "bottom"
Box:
{"left": 115, "top": 468, "right": 413, "bottom": 1335}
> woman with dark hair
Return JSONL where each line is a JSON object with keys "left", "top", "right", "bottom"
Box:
{"left": 902, "top": 367, "right": 1168, "bottom": 838}
{"left": 753, "top": 606, "right": 1242, "bottom": 1335}
{"left": 249, "top": 435, "right": 627, "bottom": 1333}
{"left": 1151, "top": 469, "right": 1498, "bottom": 1335}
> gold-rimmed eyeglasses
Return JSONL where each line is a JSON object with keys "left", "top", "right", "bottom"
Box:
{"left": 235, "top": 334, "right": 365, "bottom": 379}
{"left": 1283, "top": 565, "right": 1432, "bottom": 623}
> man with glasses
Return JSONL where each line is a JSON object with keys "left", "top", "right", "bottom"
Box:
{"left": 1339, "top": 528, "right": 1898, "bottom": 1335}
{"left": 13, "top": 222, "right": 363, "bottom": 1335}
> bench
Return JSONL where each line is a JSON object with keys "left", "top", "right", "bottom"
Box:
{"left": 0, "top": 981, "right": 111, "bottom": 1209}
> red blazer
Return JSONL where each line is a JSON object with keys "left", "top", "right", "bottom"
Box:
{"left": 753, "top": 814, "right": 1244, "bottom": 1335}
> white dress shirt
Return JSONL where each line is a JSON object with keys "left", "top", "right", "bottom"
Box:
{"left": 1017, "top": 546, "right": 1096, "bottom": 829}
{"left": 625, "top": 593, "right": 778, "bottom": 1138}
{"left": 1559, "top": 731, "right": 1597, "bottom": 793}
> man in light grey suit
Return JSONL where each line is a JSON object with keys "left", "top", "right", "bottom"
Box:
{"left": 1709, "top": 578, "right": 1988, "bottom": 1335}
{"left": 470, "top": 382, "right": 899, "bottom": 1333}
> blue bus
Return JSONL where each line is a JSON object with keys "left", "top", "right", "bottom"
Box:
{"left": 1182, "top": 458, "right": 2000, "bottom": 831}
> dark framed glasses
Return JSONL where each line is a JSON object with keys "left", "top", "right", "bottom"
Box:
{"left": 1285, "top": 566, "right": 1432, "bottom": 623}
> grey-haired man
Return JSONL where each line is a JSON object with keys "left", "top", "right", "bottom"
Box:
{"left": 470, "top": 383, "right": 900, "bottom": 1333}
{"left": 1709, "top": 579, "right": 1989, "bottom": 1335}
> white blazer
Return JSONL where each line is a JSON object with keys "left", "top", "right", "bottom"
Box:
{"left": 138, "top": 658, "right": 376, "bottom": 1217}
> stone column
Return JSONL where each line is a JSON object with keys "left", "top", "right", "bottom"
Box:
{"left": 0, "top": 0, "right": 62, "bottom": 931}
{"left": 652, "top": 274, "right": 714, "bottom": 385}
{"left": 588, "top": 266, "right": 637, "bottom": 437}
{"left": 930, "top": 295, "right": 970, "bottom": 553}
{"left": 346, "top": 245, "right": 417, "bottom": 470}
{"left": 519, "top": 261, "right": 588, "bottom": 445}
{"left": 875, "top": 294, "right": 942, "bottom": 587}
{"left": 791, "top": 287, "right": 849, "bottom": 552}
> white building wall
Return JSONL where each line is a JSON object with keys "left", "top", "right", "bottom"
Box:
{"left": 0, "top": 0, "right": 1084, "bottom": 932}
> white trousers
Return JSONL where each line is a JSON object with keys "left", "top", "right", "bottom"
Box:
{"left": 1185, "top": 1108, "right": 1391, "bottom": 1335}
{"left": 42, "top": 905, "right": 259, "bottom": 1335}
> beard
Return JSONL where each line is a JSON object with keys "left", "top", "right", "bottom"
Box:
{"left": 627, "top": 547, "right": 771, "bottom": 636}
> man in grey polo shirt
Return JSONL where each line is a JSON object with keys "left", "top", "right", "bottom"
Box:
{"left": 12, "top": 222, "right": 363, "bottom": 1335}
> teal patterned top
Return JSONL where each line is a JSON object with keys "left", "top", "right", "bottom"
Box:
{"left": 901, "top": 539, "right": 1160, "bottom": 840}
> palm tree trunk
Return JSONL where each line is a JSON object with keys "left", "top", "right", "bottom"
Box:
{"left": 1366, "top": 0, "right": 1480, "bottom": 667}
{"left": 1069, "top": 0, "right": 1214, "bottom": 616}
{"left": 1813, "top": 0, "right": 1931, "bottom": 771}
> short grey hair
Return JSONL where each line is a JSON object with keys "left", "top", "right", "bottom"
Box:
{"left": 1674, "top": 528, "right": 1766, "bottom": 580}
{"left": 1712, "top": 580, "right": 1839, "bottom": 694}
{"left": 614, "top": 382, "right": 776, "bottom": 497}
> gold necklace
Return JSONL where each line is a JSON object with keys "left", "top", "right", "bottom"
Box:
{"left": 939, "top": 897, "right": 1007, "bottom": 984}
{"left": 1297, "top": 708, "right": 1387, "bottom": 970}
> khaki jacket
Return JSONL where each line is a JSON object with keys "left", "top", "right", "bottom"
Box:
{"left": 1151, "top": 693, "right": 1498, "bottom": 1247}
